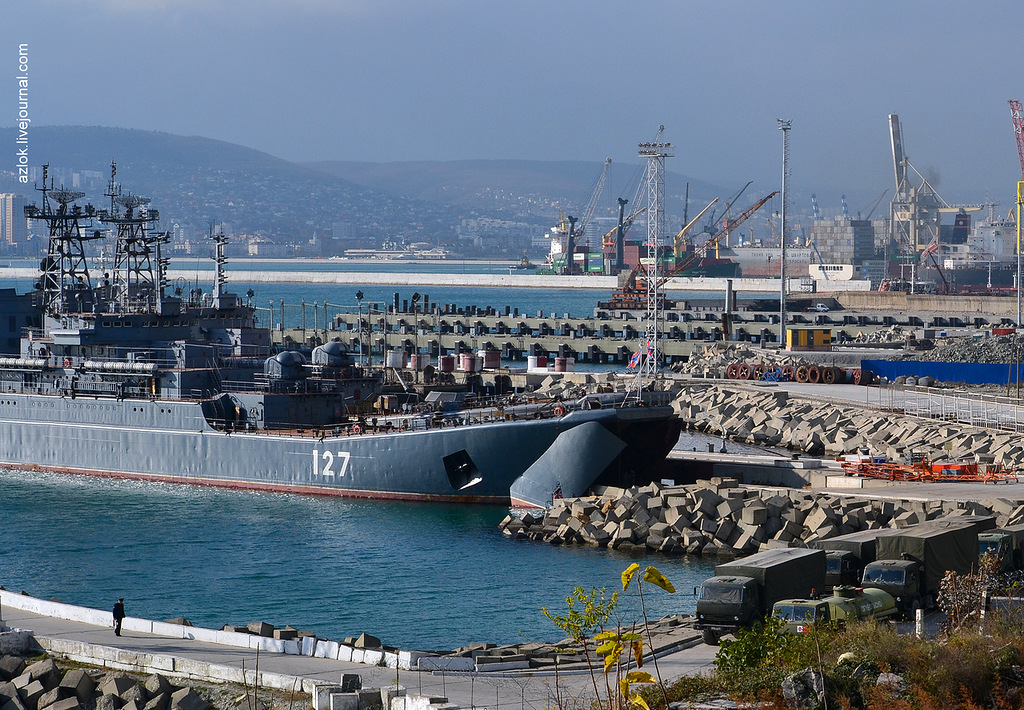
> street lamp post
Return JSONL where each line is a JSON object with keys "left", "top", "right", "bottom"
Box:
{"left": 778, "top": 119, "right": 792, "bottom": 345}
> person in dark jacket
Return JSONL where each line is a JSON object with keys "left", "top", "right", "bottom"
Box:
{"left": 112, "top": 598, "right": 125, "bottom": 636}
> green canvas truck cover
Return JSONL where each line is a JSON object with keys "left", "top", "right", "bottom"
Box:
{"left": 923, "top": 515, "right": 996, "bottom": 535}
{"left": 876, "top": 522, "right": 978, "bottom": 594}
{"left": 809, "top": 528, "right": 888, "bottom": 564}
{"left": 715, "top": 547, "right": 826, "bottom": 609}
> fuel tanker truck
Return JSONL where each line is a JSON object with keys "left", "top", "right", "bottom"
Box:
{"left": 772, "top": 585, "right": 898, "bottom": 634}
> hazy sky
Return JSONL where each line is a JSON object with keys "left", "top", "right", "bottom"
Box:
{"left": 3, "top": 0, "right": 1022, "bottom": 209}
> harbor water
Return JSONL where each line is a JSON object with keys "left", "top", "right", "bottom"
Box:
{"left": 0, "top": 466, "right": 715, "bottom": 651}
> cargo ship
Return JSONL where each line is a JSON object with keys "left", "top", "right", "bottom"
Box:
{"left": 0, "top": 165, "right": 680, "bottom": 509}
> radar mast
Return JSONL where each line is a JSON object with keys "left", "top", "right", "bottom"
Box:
{"left": 24, "top": 164, "right": 102, "bottom": 316}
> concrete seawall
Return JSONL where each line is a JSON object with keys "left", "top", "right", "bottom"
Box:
{"left": 0, "top": 268, "right": 872, "bottom": 294}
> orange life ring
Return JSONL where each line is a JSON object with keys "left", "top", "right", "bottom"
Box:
{"left": 63, "top": 358, "right": 71, "bottom": 368}
{"left": 553, "top": 406, "right": 565, "bottom": 417}
{"left": 352, "top": 424, "right": 362, "bottom": 435}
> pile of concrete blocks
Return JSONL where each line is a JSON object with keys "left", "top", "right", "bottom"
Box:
{"left": 901, "top": 332, "right": 1024, "bottom": 364}
{"left": 0, "top": 657, "right": 210, "bottom": 710}
{"left": 673, "top": 383, "right": 1024, "bottom": 465}
{"left": 221, "top": 621, "right": 314, "bottom": 642}
{"left": 499, "top": 481, "right": 1023, "bottom": 558}
{"left": 852, "top": 325, "right": 906, "bottom": 345}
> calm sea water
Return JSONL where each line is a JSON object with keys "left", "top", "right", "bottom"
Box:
{"left": 0, "top": 468, "right": 715, "bottom": 651}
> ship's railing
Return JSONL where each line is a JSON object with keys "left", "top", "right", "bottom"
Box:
{"left": 0, "top": 378, "right": 154, "bottom": 400}
{"left": 202, "top": 406, "right": 543, "bottom": 438}
{"left": 198, "top": 392, "right": 582, "bottom": 437}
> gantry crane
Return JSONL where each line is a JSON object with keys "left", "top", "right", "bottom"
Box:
{"left": 1009, "top": 100, "right": 1024, "bottom": 178}
{"left": 562, "top": 158, "right": 612, "bottom": 273}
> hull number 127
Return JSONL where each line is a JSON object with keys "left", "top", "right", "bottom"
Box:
{"left": 312, "top": 449, "right": 351, "bottom": 479}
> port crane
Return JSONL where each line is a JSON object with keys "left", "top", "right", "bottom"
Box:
{"left": 666, "top": 191, "right": 777, "bottom": 278}
{"left": 604, "top": 191, "right": 776, "bottom": 308}
{"left": 702, "top": 181, "right": 752, "bottom": 244}
{"left": 562, "top": 157, "right": 612, "bottom": 274}
{"left": 1009, "top": 100, "right": 1024, "bottom": 177}
{"left": 919, "top": 239, "right": 950, "bottom": 293}
{"left": 604, "top": 198, "right": 718, "bottom": 307}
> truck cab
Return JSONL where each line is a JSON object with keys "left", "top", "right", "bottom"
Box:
{"left": 979, "top": 530, "right": 1024, "bottom": 573}
{"left": 825, "top": 550, "right": 861, "bottom": 590}
{"left": 773, "top": 599, "right": 830, "bottom": 634}
{"left": 695, "top": 576, "right": 760, "bottom": 644}
{"left": 861, "top": 559, "right": 924, "bottom": 617}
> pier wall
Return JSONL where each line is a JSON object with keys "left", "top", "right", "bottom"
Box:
{"left": 838, "top": 291, "right": 1018, "bottom": 315}
{"left": 0, "top": 268, "right": 871, "bottom": 294}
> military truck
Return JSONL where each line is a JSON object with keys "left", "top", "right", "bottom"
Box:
{"left": 694, "top": 547, "right": 826, "bottom": 644}
{"left": 773, "top": 585, "right": 898, "bottom": 633}
{"left": 809, "top": 529, "right": 888, "bottom": 590}
{"left": 860, "top": 522, "right": 977, "bottom": 618}
{"left": 978, "top": 524, "right": 1024, "bottom": 573}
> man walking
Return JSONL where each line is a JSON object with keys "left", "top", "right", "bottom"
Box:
{"left": 112, "top": 598, "right": 125, "bottom": 636}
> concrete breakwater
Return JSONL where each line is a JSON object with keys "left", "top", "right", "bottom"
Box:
{"left": 674, "top": 382, "right": 1024, "bottom": 464}
{"left": 0, "top": 654, "right": 214, "bottom": 710}
{"left": 0, "top": 590, "right": 698, "bottom": 682}
{"left": 498, "top": 479, "right": 1024, "bottom": 557}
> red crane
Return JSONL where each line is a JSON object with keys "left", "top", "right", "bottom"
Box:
{"left": 663, "top": 190, "right": 778, "bottom": 280}
{"left": 1010, "top": 99, "right": 1024, "bottom": 178}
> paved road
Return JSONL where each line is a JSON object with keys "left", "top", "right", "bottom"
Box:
{"left": 1, "top": 606, "right": 718, "bottom": 710}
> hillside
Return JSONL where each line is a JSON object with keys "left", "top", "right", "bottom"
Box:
{"left": 0, "top": 126, "right": 450, "bottom": 245}
{"left": 0, "top": 127, "right": 739, "bottom": 254}
{"left": 308, "top": 159, "right": 727, "bottom": 223}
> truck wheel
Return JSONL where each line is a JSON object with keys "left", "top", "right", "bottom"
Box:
{"left": 908, "top": 599, "right": 921, "bottom": 621}
{"left": 702, "top": 629, "right": 720, "bottom": 646}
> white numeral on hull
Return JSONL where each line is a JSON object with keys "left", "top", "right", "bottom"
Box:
{"left": 312, "top": 449, "right": 351, "bottom": 478}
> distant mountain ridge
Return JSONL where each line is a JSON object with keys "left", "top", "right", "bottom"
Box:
{"left": 0, "top": 127, "right": 734, "bottom": 248}
{"left": 307, "top": 159, "right": 726, "bottom": 219}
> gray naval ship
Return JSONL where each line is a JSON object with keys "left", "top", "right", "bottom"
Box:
{"left": 0, "top": 165, "right": 680, "bottom": 508}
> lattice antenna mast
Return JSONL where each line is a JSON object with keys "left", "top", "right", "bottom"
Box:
{"left": 628, "top": 127, "right": 673, "bottom": 402}
{"left": 97, "top": 161, "right": 162, "bottom": 314}
{"left": 23, "top": 164, "right": 101, "bottom": 317}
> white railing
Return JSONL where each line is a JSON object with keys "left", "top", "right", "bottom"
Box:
{"left": 866, "top": 384, "right": 1024, "bottom": 434}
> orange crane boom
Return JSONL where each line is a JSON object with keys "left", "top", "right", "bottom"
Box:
{"left": 662, "top": 191, "right": 778, "bottom": 281}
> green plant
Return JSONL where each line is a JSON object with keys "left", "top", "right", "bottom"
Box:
{"left": 615, "top": 563, "right": 676, "bottom": 710}
{"left": 543, "top": 585, "right": 619, "bottom": 708}
{"left": 543, "top": 564, "right": 678, "bottom": 710}
{"left": 714, "top": 616, "right": 796, "bottom": 695}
